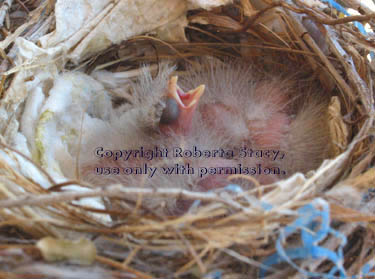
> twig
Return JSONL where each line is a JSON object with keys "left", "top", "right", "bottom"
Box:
{"left": 96, "top": 255, "right": 153, "bottom": 279}
{"left": 0, "top": 0, "right": 12, "bottom": 28}
{"left": 15, "top": 0, "right": 29, "bottom": 13}
{"left": 289, "top": 0, "right": 375, "bottom": 25}
{"left": 0, "top": 184, "right": 231, "bottom": 209}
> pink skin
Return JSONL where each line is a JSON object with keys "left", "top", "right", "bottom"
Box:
{"left": 159, "top": 101, "right": 197, "bottom": 135}
{"left": 200, "top": 103, "right": 290, "bottom": 148}
{"left": 197, "top": 158, "right": 238, "bottom": 191}
{"left": 175, "top": 158, "right": 236, "bottom": 213}
{"left": 196, "top": 156, "right": 280, "bottom": 188}
{"left": 172, "top": 80, "right": 290, "bottom": 190}
{"left": 83, "top": 78, "right": 290, "bottom": 215}
{"left": 250, "top": 112, "right": 290, "bottom": 148}
{"left": 200, "top": 103, "right": 233, "bottom": 131}
{"left": 176, "top": 88, "right": 199, "bottom": 133}
{"left": 159, "top": 77, "right": 204, "bottom": 136}
{"left": 251, "top": 81, "right": 291, "bottom": 147}
{"left": 196, "top": 85, "right": 290, "bottom": 190}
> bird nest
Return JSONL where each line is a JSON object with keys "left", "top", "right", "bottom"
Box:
{"left": 0, "top": 0, "right": 375, "bottom": 278}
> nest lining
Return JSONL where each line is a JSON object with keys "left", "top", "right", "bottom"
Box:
{"left": 0, "top": 0, "right": 374, "bottom": 278}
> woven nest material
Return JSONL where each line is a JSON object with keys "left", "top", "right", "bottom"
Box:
{"left": 0, "top": 0, "right": 375, "bottom": 278}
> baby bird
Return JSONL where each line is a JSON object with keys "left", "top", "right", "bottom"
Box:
{"left": 79, "top": 58, "right": 332, "bottom": 215}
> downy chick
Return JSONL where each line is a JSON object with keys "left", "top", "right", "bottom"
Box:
{"left": 79, "top": 58, "right": 332, "bottom": 215}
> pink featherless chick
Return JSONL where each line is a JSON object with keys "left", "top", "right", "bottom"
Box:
{"left": 79, "top": 58, "right": 332, "bottom": 215}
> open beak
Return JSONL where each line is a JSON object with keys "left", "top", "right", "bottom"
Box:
{"left": 160, "top": 76, "right": 205, "bottom": 135}
{"left": 167, "top": 76, "right": 205, "bottom": 109}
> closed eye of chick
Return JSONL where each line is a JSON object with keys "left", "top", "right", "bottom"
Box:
{"left": 78, "top": 58, "right": 333, "bottom": 215}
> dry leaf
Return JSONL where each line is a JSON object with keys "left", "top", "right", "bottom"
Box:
{"left": 343, "top": 168, "right": 375, "bottom": 191}
{"left": 190, "top": 12, "right": 242, "bottom": 29}
{"left": 326, "top": 168, "right": 375, "bottom": 210}
{"left": 154, "top": 14, "right": 188, "bottom": 42}
{"left": 39, "top": 0, "right": 188, "bottom": 63}
{"left": 37, "top": 237, "right": 96, "bottom": 265}
{"left": 187, "top": 0, "right": 233, "bottom": 10}
{"left": 326, "top": 184, "right": 362, "bottom": 209}
{"left": 37, "top": 0, "right": 235, "bottom": 64}
{"left": 328, "top": 96, "right": 349, "bottom": 157}
{"left": 329, "top": 203, "right": 375, "bottom": 222}
{"left": 240, "top": 0, "right": 257, "bottom": 17}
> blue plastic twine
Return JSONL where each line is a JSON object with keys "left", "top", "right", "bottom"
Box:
{"left": 321, "top": 0, "right": 374, "bottom": 59}
{"left": 321, "top": 0, "right": 367, "bottom": 34}
{"left": 259, "top": 198, "right": 347, "bottom": 278}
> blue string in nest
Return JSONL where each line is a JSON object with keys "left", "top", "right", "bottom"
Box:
{"left": 259, "top": 198, "right": 347, "bottom": 278}
{"left": 202, "top": 185, "right": 374, "bottom": 279}
{"left": 322, "top": 0, "right": 367, "bottom": 34}
{"left": 258, "top": 198, "right": 375, "bottom": 279}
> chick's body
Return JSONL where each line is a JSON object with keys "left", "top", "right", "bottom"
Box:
{"left": 79, "top": 59, "right": 332, "bottom": 214}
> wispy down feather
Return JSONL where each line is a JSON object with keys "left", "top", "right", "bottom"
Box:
{"left": 77, "top": 58, "right": 333, "bottom": 215}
